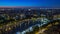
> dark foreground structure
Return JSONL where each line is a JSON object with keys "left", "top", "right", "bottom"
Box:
{"left": 0, "top": 8, "right": 60, "bottom": 34}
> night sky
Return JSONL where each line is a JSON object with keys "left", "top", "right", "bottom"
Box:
{"left": 0, "top": 0, "right": 60, "bottom": 8}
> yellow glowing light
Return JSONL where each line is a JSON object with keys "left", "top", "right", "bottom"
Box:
{"left": 14, "top": 22, "right": 16, "bottom": 24}
{"left": 9, "top": 27, "right": 11, "bottom": 30}
{"left": 35, "top": 32, "right": 38, "bottom": 34}
{"left": 47, "top": 24, "right": 52, "bottom": 27}
{"left": 5, "top": 28, "right": 8, "bottom": 31}
{"left": 6, "top": 24, "right": 9, "bottom": 27}
{"left": 55, "top": 22, "right": 59, "bottom": 25}
{"left": 0, "top": 26, "right": 2, "bottom": 29}
{"left": 32, "top": 18, "right": 36, "bottom": 22}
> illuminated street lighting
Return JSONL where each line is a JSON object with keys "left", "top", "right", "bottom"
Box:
{"left": 8, "top": 27, "right": 11, "bottom": 30}
{"left": 5, "top": 28, "right": 8, "bottom": 31}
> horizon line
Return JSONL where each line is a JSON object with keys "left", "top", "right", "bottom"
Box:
{"left": 0, "top": 6, "right": 60, "bottom": 9}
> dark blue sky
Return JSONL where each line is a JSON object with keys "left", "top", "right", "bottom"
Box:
{"left": 0, "top": 0, "right": 60, "bottom": 7}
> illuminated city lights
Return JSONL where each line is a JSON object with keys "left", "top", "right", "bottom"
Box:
{"left": 0, "top": 8, "right": 60, "bottom": 34}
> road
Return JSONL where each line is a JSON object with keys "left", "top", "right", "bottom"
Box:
{"left": 0, "top": 17, "right": 50, "bottom": 34}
